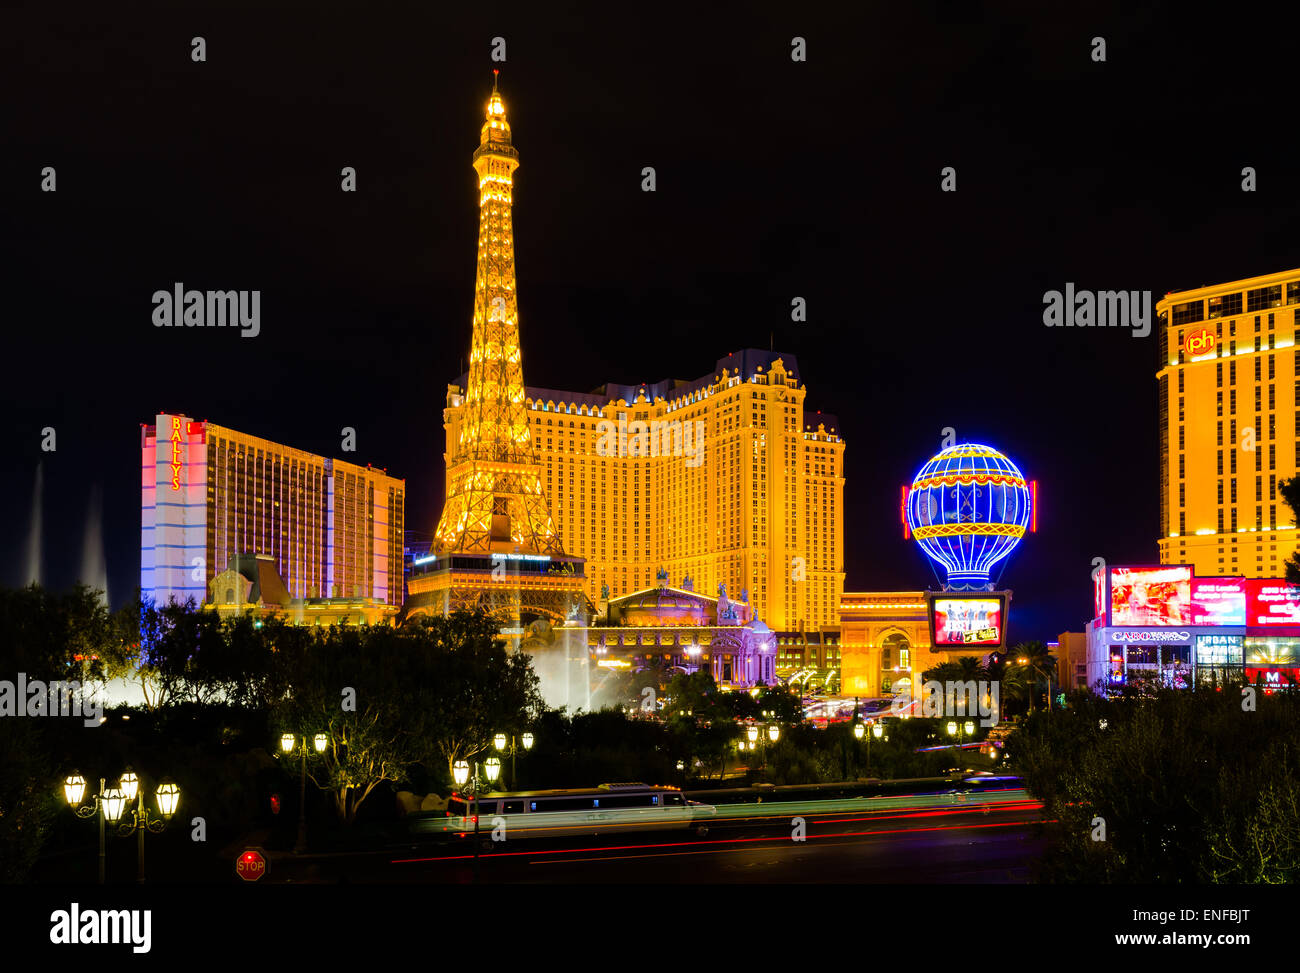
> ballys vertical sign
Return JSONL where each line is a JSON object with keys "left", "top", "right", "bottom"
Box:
{"left": 169, "top": 416, "right": 183, "bottom": 491}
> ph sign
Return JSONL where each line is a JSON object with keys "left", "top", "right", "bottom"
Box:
{"left": 1184, "top": 327, "right": 1216, "bottom": 357}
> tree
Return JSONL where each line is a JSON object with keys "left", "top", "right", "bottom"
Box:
{"left": 275, "top": 623, "right": 420, "bottom": 825}
{"left": 1009, "top": 641, "right": 1057, "bottom": 714}
{"left": 406, "top": 609, "right": 545, "bottom": 780}
{"left": 1009, "top": 684, "right": 1300, "bottom": 882}
{"left": 1281, "top": 476, "right": 1300, "bottom": 586}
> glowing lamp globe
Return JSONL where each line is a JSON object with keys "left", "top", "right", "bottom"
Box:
{"left": 905, "top": 443, "right": 1031, "bottom": 590}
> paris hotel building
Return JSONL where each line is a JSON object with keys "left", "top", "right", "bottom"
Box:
{"left": 437, "top": 350, "right": 845, "bottom": 631}
{"left": 1157, "top": 268, "right": 1300, "bottom": 577}
{"left": 141, "top": 413, "right": 405, "bottom": 610}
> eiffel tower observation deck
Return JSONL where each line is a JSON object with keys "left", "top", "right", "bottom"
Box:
{"left": 408, "top": 74, "right": 587, "bottom": 628}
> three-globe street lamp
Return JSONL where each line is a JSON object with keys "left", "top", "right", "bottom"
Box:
{"left": 281, "top": 731, "right": 329, "bottom": 855}
{"left": 492, "top": 731, "right": 534, "bottom": 790}
{"left": 64, "top": 767, "right": 181, "bottom": 883}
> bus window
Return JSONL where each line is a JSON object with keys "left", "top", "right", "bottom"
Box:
{"left": 502, "top": 800, "right": 524, "bottom": 814}
{"left": 534, "top": 797, "right": 598, "bottom": 812}
{"left": 664, "top": 793, "right": 684, "bottom": 806}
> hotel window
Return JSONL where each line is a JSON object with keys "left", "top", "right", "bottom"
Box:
{"left": 1217, "top": 421, "right": 1223, "bottom": 446}
{"left": 1270, "top": 356, "right": 1276, "bottom": 380}
{"left": 1179, "top": 454, "right": 1185, "bottom": 478}
{"left": 1218, "top": 481, "right": 1224, "bottom": 503}
{"left": 1210, "top": 293, "right": 1243, "bottom": 317}
{"left": 1180, "top": 483, "right": 1186, "bottom": 506}
{"left": 1247, "top": 285, "right": 1282, "bottom": 312}
{"left": 1217, "top": 391, "right": 1223, "bottom": 416}
{"left": 1231, "top": 508, "right": 1238, "bottom": 531}
{"left": 1218, "top": 510, "right": 1225, "bottom": 532}
{"left": 1230, "top": 389, "right": 1236, "bottom": 413}
{"left": 1180, "top": 512, "right": 1186, "bottom": 534}
{"left": 1217, "top": 451, "right": 1224, "bottom": 475}
{"left": 1217, "top": 362, "right": 1223, "bottom": 387}
{"left": 1173, "top": 300, "right": 1204, "bottom": 325}
{"left": 1231, "top": 479, "right": 1237, "bottom": 503}
{"left": 1178, "top": 370, "right": 1185, "bottom": 393}
{"left": 1256, "top": 476, "right": 1263, "bottom": 501}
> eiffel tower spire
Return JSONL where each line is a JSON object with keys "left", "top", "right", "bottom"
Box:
{"left": 434, "top": 76, "right": 564, "bottom": 555}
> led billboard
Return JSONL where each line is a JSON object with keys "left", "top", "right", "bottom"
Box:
{"left": 1109, "top": 566, "right": 1192, "bottom": 627}
{"left": 1245, "top": 581, "right": 1300, "bottom": 626}
{"left": 928, "top": 592, "right": 1009, "bottom": 649}
{"left": 1190, "top": 578, "right": 1247, "bottom": 626}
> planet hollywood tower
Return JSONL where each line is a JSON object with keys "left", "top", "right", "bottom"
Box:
{"left": 407, "top": 75, "right": 587, "bottom": 627}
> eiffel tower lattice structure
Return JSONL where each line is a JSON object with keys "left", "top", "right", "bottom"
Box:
{"left": 408, "top": 74, "right": 589, "bottom": 629}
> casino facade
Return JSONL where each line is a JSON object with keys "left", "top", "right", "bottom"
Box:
{"left": 1086, "top": 563, "right": 1300, "bottom": 692}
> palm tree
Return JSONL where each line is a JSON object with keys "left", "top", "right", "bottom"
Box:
{"left": 1009, "top": 640, "right": 1058, "bottom": 715}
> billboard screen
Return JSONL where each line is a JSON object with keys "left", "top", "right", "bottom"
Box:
{"left": 1196, "top": 633, "right": 1244, "bottom": 665}
{"left": 1245, "top": 581, "right": 1300, "bottom": 626}
{"left": 1109, "top": 566, "right": 1192, "bottom": 627}
{"left": 1190, "top": 578, "right": 1247, "bottom": 626}
{"left": 931, "top": 594, "right": 1006, "bottom": 648}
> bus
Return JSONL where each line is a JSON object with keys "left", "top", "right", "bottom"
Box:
{"left": 409, "top": 783, "right": 716, "bottom": 841}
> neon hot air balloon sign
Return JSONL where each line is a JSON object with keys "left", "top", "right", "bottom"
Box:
{"left": 903, "top": 443, "right": 1035, "bottom": 591}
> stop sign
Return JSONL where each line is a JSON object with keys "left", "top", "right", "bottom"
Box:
{"left": 236, "top": 849, "right": 267, "bottom": 882}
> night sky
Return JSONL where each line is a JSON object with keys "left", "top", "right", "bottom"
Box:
{"left": 6, "top": 2, "right": 1299, "bottom": 642}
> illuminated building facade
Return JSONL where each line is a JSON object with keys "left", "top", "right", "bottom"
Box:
{"left": 774, "top": 627, "right": 844, "bottom": 694}
{"left": 1156, "top": 268, "right": 1300, "bottom": 577}
{"left": 439, "top": 350, "right": 845, "bottom": 630}
{"left": 838, "top": 592, "right": 930, "bottom": 699}
{"left": 409, "top": 76, "right": 585, "bottom": 625}
{"left": 1085, "top": 563, "right": 1300, "bottom": 693}
{"left": 207, "top": 553, "right": 399, "bottom": 626}
{"left": 585, "top": 573, "right": 775, "bottom": 688}
{"left": 140, "top": 413, "right": 405, "bottom": 610}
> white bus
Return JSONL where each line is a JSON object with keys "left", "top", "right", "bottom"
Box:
{"left": 411, "top": 783, "right": 716, "bottom": 840}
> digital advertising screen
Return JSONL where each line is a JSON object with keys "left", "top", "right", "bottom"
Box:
{"left": 1195, "top": 633, "right": 1244, "bottom": 665}
{"left": 1190, "top": 578, "right": 1247, "bottom": 626}
{"left": 1109, "top": 566, "right": 1192, "bottom": 627}
{"left": 1245, "top": 581, "right": 1300, "bottom": 626}
{"left": 929, "top": 593, "right": 1009, "bottom": 649}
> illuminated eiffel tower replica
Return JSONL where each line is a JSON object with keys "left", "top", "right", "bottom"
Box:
{"left": 408, "top": 74, "right": 588, "bottom": 634}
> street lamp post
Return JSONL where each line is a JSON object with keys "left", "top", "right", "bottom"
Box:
{"left": 493, "top": 731, "right": 534, "bottom": 790}
{"left": 65, "top": 768, "right": 180, "bottom": 883}
{"left": 64, "top": 772, "right": 107, "bottom": 884}
{"left": 282, "top": 732, "right": 329, "bottom": 855}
